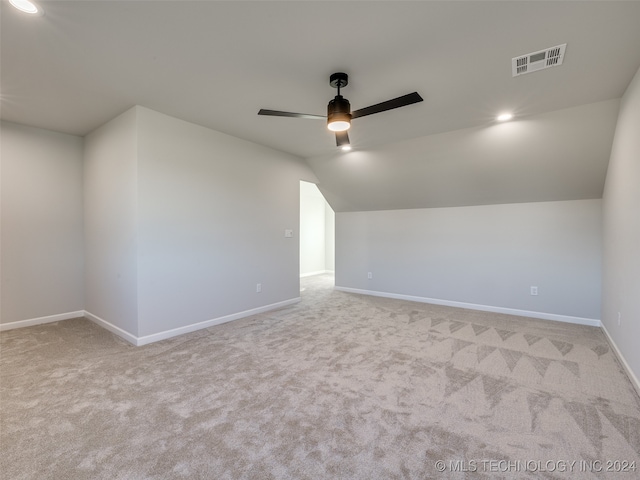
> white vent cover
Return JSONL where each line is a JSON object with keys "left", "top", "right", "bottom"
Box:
{"left": 512, "top": 44, "right": 566, "bottom": 77}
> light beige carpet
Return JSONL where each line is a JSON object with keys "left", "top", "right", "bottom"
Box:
{"left": 1, "top": 274, "right": 639, "bottom": 479}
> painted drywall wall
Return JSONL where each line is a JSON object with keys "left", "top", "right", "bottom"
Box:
{"left": 0, "top": 121, "right": 84, "bottom": 324}
{"left": 84, "top": 108, "right": 139, "bottom": 336}
{"left": 135, "top": 107, "right": 317, "bottom": 337}
{"left": 300, "top": 181, "right": 334, "bottom": 276}
{"left": 602, "top": 65, "right": 640, "bottom": 384}
{"left": 325, "top": 200, "right": 335, "bottom": 272}
{"left": 336, "top": 199, "right": 602, "bottom": 321}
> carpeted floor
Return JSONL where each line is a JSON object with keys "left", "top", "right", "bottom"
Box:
{"left": 1, "top": 274, "right": 639, "bottom": 479}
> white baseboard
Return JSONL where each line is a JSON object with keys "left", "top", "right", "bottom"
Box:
{"left": 334, "top": 286, "right": 601, "bottom": 327}
{"left": 83, "top": 311, "right": 139, "bottom": 345}
{"left": 86, "top": 297, "right": 301, "bottom": 346}
{"left": 0, "top": 311, "right": 85, "bottom": 331}
{"left": 134, "top": 298, "right": 300, "bottom": 346}
{"left": 601, "top": 323, "right": 640, "bottom": 398}
{"left": 300, "top": 270, "right": 334, "bottom": 278}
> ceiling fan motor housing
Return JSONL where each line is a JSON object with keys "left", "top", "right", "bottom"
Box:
{"left": 327, "top": 95, "right": 352, "bottom": 129}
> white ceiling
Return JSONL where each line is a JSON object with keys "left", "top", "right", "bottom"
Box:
{"left": 2, "top": 1, "right": 640, "bottom": 211}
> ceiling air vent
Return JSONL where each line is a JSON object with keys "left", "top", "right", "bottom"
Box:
{"left": 512, "top": 44, "right": 566, "bottom": 77}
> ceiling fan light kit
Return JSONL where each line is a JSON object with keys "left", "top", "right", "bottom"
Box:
{"left": 327, "top": 97, "right": 351, "bottom": 132}
{"left": 258, "top": 72, "right": 423, "bottom": 148}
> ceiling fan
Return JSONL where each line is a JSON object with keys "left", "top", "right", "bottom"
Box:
{"left": 258, "top": 72, "right": 423, "bottom": 149}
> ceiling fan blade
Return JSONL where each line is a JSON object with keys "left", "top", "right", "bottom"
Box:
{"left": 335, "top": 131, "right": 350, "bottom": 147}
{"left": 351, "top": 92, "right": 423, "bottom": 119}
{"left": 258, "top": 109, "right": 325, "bottom": 120}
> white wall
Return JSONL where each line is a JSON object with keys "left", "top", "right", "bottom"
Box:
{"left": 1, "top": 122, "right": 84, "bottom": 325}
{"left": 135, "top": 107, "right": 317, "bottom": 337}
{"left": 336, "top": 199, "right": 602, "bottom": 322}
{"left": 84, "top": 108, "right": 140, "bottom": 336}
{"left": 325, "top": 201, "right": 335, "bottom": 272}
{"left": 300, "top": 181, "right": 334, "bottom": 276}
{"left": 2, "top": 106, "right": 317, "bottom": 342}
{"left": 602, "top": 65, "right": 640, "bottom": 385}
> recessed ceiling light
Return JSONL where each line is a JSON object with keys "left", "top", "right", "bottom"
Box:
{"left": 9, "top": 0, "right": 41, "bottom": 15}
{"left": 497, "top": 113, "right": 513, "bottom": 122}
{"left": 341, "top": 145, "right": 352, "bottom": 152}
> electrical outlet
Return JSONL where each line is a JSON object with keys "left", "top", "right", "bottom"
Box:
{"left": 530, "top": 286, "right": 538, "bottom": 296}
{"left": 367, "top": 272, "right": 372, "bottom": 279}
{"left": 256, "top": 283, "right": 262, "bottom": 293}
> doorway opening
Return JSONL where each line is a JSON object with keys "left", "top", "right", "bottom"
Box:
{"left": 300, "top": 181, "right": 335, "bottom": 285}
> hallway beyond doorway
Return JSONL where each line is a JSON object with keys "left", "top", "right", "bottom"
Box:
{"left": 300, "top": 181, "right": 334, "bottom": 279}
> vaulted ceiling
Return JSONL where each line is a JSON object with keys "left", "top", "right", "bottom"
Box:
{"left": 2, "top": 1, "right": 640, "bottom": 211}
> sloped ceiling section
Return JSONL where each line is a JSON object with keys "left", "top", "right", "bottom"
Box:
{"left": 309, "top": 100, "right": 619, "bottom": 212}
